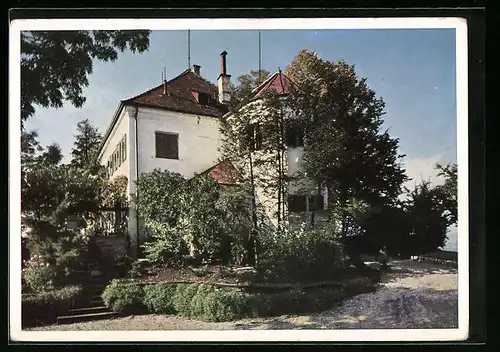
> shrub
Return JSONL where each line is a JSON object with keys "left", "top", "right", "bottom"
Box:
{"left": 143, "top": 284, "right": 178, "bottom": 314}
{"left": 22, "top": 264, "right": 56, "bottom": 293}
{"left": 102, "top": 279, "right": 145, "bottom": 314}
{"left": 172, "top": 284, "right": 200, "bottom": 317}
{"left": 260, "top": 223, "right": 346, "bottom": 282}
{"left": 22, "top": 285, "right": 83, "bottom": 327}
{"left": 190, "top": 284, "right": 215, "bottom": 318}
{"left": 201, "top": 289, "right": 247, "bottom": 322}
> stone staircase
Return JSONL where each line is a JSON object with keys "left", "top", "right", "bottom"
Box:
{"left": 56, "top": 258, "right": 117, "bottom": 325}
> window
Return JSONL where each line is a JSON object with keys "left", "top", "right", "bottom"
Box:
{"left": 308, "top": 195, "right": 323, "bottom": 211}
{"left": 288, "top": 195, "right": 307, "bottom": 213}
{"left": 198, "top": 92, "right": 211, "bottom": 105}
{"left": 155, "top": 132, "right": 179, "bottom": 159}
{"left": 120, "top": 135, "right": 127, "bottom": 162}
{"left": 288, "top": 194, "right": 323, "bottom": 213}
{"left": 247, "top": 123, "right": 263, "bottom": 151}
{"left": 105, "top": 134, "right": 128, "bottom": 178}
{"left": 286, "top": 123, "right": 304, "bottom": 147}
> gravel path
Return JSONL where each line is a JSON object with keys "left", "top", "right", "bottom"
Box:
{"left": 27, "top": 260, "right": 458, "bottom": 331}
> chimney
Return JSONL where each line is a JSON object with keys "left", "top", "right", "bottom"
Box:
{"left": 217, "top": 51, "right": 231, "bottom": 104}
{"left": 191, "top": 64, "right": 201, "bottom": 75}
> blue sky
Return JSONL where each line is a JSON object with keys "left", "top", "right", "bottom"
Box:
{"left": 24, "top": 28, "right": 458, "bottom": 249}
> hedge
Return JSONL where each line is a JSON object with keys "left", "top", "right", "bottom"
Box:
{"left": 22, "top": 285, "right": 83, "bottom": 327}
{"left": 102, "top": 277, "right": 376, "bottom": 322}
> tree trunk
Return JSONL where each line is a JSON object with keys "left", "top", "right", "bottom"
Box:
{"left": 247, "top": 151, "right": 258, "bottom": 266}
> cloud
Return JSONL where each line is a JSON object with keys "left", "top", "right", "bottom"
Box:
{"left": 403, "top": 153, "right": 446, "bottom": 189}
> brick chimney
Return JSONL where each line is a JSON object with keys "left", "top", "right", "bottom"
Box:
{"left": 191, "top": 64, "right": 201, "bottom": 75}
{"left": 217, "top": 51, "right": 231, "bottom": 104}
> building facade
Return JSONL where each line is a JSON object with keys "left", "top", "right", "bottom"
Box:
{"left": 97, "top": 52, "right": 327, "bottom": 253}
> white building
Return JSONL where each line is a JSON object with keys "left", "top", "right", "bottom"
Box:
{"left": 97, "top": 52, "right": 327, "bottom": 254}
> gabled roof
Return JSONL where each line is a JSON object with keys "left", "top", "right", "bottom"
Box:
{"left": 251, "top": 70, "right": 298, "bottom": 99}
{"left": 200, "top": 159, "right": 243, "bottom": 186}
{"left": 97, "top": 69, "right": 228, "bottom": 161}
{"left": 123, "top": 69, "right": 228, "bottom": 118}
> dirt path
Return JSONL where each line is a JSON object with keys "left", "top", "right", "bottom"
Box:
{"left": 27, "top": 260, "right": 458, "bottom": 331}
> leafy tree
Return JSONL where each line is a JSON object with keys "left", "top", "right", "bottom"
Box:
{"left": 21, "top": 30, "right": 151, "bottom": 124}
{"left": 285, "top": 50, "right": 408, "bottom": 240}
{"left": 70, "top": 118, "right": 103, "bottom": 170}
{"left": 220, "top": 89, "right": 290, "bottom": 265}
{"left": 228, "top": 69, "right": 270, "bottom": 110}
{"left": 404, "top": 181, "right": 450, "bottom": 253}
{"left": 21, "top": 133, "right": 66, "bottom": 220}
{"left": 435, "top": 162, "right": 458, "bottom": 225}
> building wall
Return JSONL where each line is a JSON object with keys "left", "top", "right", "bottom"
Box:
{"left": 98, "top": 107, "right": 131, "bottom": 193}
{"left": 136, "top": 106, "right": 222, "bottom": 179}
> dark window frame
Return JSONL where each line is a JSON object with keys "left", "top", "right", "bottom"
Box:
{"left": 286, "top": 122, "right": 305, "bottom": 148}
{"left": 155, "top": 131, "right": 179, "bottom": 160}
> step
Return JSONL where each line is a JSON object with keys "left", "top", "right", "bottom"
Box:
{"left": 90, "top": 299, "right": 104, "bottom": 306}
{"left": 57, "top": 311, "right": 116, "bottom": 325}
{"left": 68, "top": 306, "right": 110, "bottom": 315}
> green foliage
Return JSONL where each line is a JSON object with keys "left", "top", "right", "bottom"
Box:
{"left": 21, "top": 30, "right": 151, "bottom": 123}
{"left": 141, "top": 223, "right": 189, "bottom": 267}
{"left": 22, "top": 285, "right": 83, "bottom": 327}
{"left": 24, "top": 222, "right": 87, "bottom": 289}
{"left": 135, "top": 169, "right": 250, "bottom": 266}
{"left": 136, "top": 279, "right": 374, "bottom": 322}
{"left": 191, "top": 266, "right": 210, "bottom": 277}
{"left": 228, "top": 69, "right": 271, "bottom": 110}
{"left": 133, "top": 169, "right": 186, "bottom": 226}
{"left": 285, "top": 49, "right": 408, "bottom": 241}
{"left": 23, "top": 265, "right": 55, "bottom": 293}
{"left": 102, "top": 279, "right": 145, "bottom": 313}
{"left": 70, "top": 118, "right": 103, "bottom": 169}
{"left": 404, "top": 181, "right": 450, "bottom": 254}
{"left": 142, "top": 284, "right": 178, "bottom": 314}
{"left": 180, "top": 175, "right": 230, "bottom": 261}
{"left": 435, "top": 163, "right": 458, "bottom": 225}
{"left": 260, "top": 221, "right": 346, "bottom": 282}
{"left": 172, "top": 284, "right": 201, "bottom": 317}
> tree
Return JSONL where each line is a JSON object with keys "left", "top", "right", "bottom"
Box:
{"left": 21, "top": 132, "right": 66, "bottom": 220}
{"left": 220, "top": 89, "right": 289, "bottom": 265}
{"left": 285, "top": 50, "right": 408, "bottom": 240}
{"left": 435, "top": 162, "right": 458, "bottom": 225}
{"left": 71, "top": 118, "right": 103, "bottom": 170}
{"left": 228, "top": 69, "right": 270, "bottom": 110}
{"left": 21, "top": 30, "right": 151, "bottom": 124}
{"left": 405, "top": 181, "right": 450, "bottom": 253}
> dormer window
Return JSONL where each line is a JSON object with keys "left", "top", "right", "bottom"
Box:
{"left": 192, "top": 91, "right": 212, "bottom": 105}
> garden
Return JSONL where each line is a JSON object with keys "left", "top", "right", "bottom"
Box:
{"left": 94, "top": 169, "right": 383, "bottom": 323}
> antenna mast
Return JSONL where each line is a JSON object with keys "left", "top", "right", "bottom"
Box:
{"left": 258, "top": 29, "right": 262, "bottom": 81}
{"left": 188, "top": 29, "right": 191, "bottom": 68}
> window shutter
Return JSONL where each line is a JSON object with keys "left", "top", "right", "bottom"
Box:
{"left": 123, "top": 135, "right": 127, "bottom": 161}
{"left": 167, "top": 134, "right": 179, "bottom": 159}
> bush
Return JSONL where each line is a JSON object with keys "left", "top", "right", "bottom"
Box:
{"left": 102, "top": 279, "right": 145, "bottom": 314}
{"left": 260, "top": 223, "right": 346, "bottom": 282}
{"left": 22, "top": 265, "right": 56, "bottom": 293}
{"left": 137, "top": 278, "right": 374, "bottom": 323}
{"left": 143, "top": 284, "right": 178, "bottom": 314}
{"left": 172, "top": 284, "right": 201, "bottom": 317}
{"left": 22, "top": 285, "right": 83, "bottom": 327}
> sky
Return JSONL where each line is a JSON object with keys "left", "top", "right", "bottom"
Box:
{"left": 23, "top": 28, "right": 458, "bottom": 250}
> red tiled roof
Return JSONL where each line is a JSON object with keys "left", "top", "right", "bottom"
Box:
{"left": 202, "top": 160, "right": 243, "bottom": 185}
{"left": 252, "top": 71, "right": 297, "bottom": 98}
{"left": 123, "top": 69, "right": 228, "bottom": 118}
